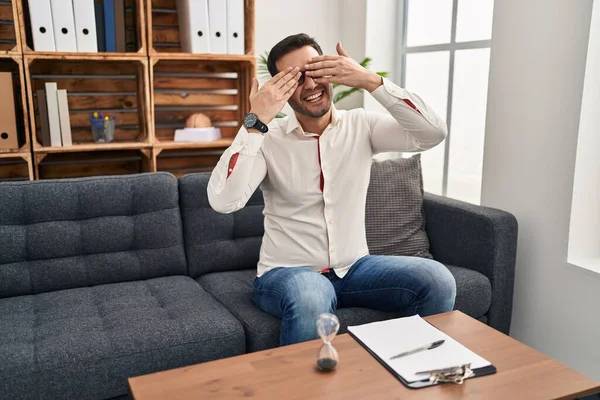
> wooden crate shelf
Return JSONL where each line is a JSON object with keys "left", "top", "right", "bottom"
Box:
{"left": 155, "top": 148, "right": 224, "bottom": 178}
{"left": 33, "top": 142, "right": 150, "bottom": 154}
{"left": 7, "top": 0, "right": 255, "bottom": 181}
{"left": 0, "top": 54, "right": 30, "bottom": 153}
{"left": 154, "top": 138, "right": 233, "bottom": 150}
{"left": 148, "top": 0, "right": 255, "bottom": 56}
{"left": 0, "top": 1, "right": 21, "bottom": 54}
{"left": 17, "top": 0, "right": 146, "bottom": 56}
{"left": 0, "top": 151, "right": 33, "bottom": 181}
{"left": 24, "top": 54, "right": 152, "bottom": 150}
{"left": 34, "top": 148, "right": 152, "bottom": 179}
{"left": 150, "top": 55, "right": 253, "bottom": 147}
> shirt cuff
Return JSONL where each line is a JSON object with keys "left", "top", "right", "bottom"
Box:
{"left": 370, "top": 77, "right": 412, "bottom": 109}
{"left": 231, "top": 127, "right": 265, "bottom": 156}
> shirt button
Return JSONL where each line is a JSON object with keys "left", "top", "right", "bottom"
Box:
{"left": 328, "top": 219, "right": 333, "bottom": 224}
{"left": 330, "top": 249, "right": 335, "bottom": 253}
{"left": 325, "top": 193, "right": 329, "bottom": 198}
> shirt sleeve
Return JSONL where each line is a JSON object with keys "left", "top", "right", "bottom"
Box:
{"left": 366, "top": 77, "right": 448, "bottom": 154}
{"left": 207, "top": 127, "right": 267, "bottom": 214}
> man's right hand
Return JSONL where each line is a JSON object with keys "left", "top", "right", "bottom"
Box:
{"left": 249, "top": 66, "right": 301, "bottom": 126}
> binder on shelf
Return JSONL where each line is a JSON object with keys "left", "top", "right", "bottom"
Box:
{"left": 94, "top": 1, "right": 106, "bottom": 52}
{"left": 57, "top": 90, "right": 73, "bottom": 147}
{"left": 226, "top": 0, "right": 244, "bottom": 55}
{"left": 50, "top": 0, "right": 78, "bottom": 52}
{"left": 27, "top": 0, "right": 56, "bottom": 51}
{"left": 44, "top": 82, "right": 62, "bottom": 147}
{"left": 176, "top": 0, "right": 211, "bottom": 54}
{"left": 208, "top": 0, "right": 228, "bottom": 54}
{"left": 103, "top": 0, "right": 116, "bottom": 52}
{"left": 72, "top": 0, "right": 98, "bottom": 53}
{"left": 114, "top": 0, "right": 126, "bottom": 52}
{"left": 347, "top": 315, "right": 497, "bottom": 389}
{"left": 0, "top": 72, "right": 19, "bottom": 150}
{"left": 36, "top": 90, "right": 52, "bottom": 147}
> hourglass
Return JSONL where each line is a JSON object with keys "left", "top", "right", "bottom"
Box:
{"left": 316, "top": 313, "right": 340, "bottom": 372}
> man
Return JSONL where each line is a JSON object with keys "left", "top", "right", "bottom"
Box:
{"left": 208, "top": 33, "right": 456, "bottom": 346}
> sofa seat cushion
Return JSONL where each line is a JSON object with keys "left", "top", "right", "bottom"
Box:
{"left": 197, "top": 265, "right": 491, "bottom": 352}
{"left": 0, "top": 276, "right": 245, "bottom": 400}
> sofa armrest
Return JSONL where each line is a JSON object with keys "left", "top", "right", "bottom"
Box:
{"left": 423, "top": 193, "right": 518, "bottom": 335}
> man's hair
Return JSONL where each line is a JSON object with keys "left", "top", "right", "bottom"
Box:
{"left": 267, "top": 33, "right": 323, "bottom": 77}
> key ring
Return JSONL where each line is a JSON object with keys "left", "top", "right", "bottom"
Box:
{"left": 417, "top": 363, "right": 474, "bottom": 385}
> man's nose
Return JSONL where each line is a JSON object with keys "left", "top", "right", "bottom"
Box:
{"left": 303, "top": 75, "right": 318, "bottom": 90}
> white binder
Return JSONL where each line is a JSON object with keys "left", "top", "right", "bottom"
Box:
{"left": 44, "top": 82, "right": 62, "bottom": 147}
{"left": 176, "top": 0, "right": 211, "bottom": 53}
{"left": 57, "top": 90, "right": 73, "bottom": 146}
{"left": 208, "top": 0, "right": 227, "bottom": 54}
{"left": 72, "top": 0, "right": 98, "bottom": 52}
{"left": 50, "top": 0, "right": 78, "bottom": 51}
{"left": 226, "top": 0, "right": 244, "bottom": 54}
{"left": 27, "top": 0, "right": 56, "bottom": 51}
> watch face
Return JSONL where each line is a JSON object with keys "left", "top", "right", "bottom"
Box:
{"left": 244, "top": 113, "right": 257, "bottom": 128}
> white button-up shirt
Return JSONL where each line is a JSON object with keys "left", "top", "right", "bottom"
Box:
{"left": 207, "top": 78, "right": 447, "bottom": 278}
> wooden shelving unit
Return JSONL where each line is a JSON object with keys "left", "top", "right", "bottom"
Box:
{"left": 24, "top": 54, "right": 151, "bottom": 152}
{"left": 35, "top": 148, "right": 152, "bottom": 179}
{"left": 0, "top": 0, "right": 256, "bottom": 181}
{"left": 150, "top": 55, "right": 253, "bottom": 145}
{"left": 0, "top": 151, "right": 33, "bottom": 181}
{"left": 0, "top": 1, "right": 22, "bottom": 54}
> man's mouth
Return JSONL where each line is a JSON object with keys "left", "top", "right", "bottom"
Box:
{"left": 304, "top": 90, "right": 324, "bottom": 103}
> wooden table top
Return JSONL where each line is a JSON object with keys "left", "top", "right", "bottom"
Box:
{"left": 128, "top": 311, "right": 600, "bottom": 400}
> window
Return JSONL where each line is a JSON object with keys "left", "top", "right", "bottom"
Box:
{"left": 398, "top": 0, "right": 494, "bottom": 204}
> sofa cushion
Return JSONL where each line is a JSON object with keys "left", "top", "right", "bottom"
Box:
{"left": 0, "top": 173, "right": 187, "bottom": 298}
{"left": 0, "top": 276, "right": 245, "bottom": 400}
{"left": 447, "top": 265, "right": 492, "bottom": 318}
{"left": 366, "top": 154, "right": 433, "bottom": 259}
{"left": 179, "top": 173, "right": 264, "bottom": 277}
{"left": 197, "top": 266, "right": 491, "bottom": 352}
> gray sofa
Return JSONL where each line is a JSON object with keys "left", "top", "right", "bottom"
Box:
{"left": 0, "top": 172, "right": 517, "bottom": 399}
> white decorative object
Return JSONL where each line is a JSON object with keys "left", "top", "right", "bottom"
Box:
{"left": 174, "top": 127, "right": 222, "bottom": 142}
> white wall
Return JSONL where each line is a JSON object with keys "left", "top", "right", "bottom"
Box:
{"left": 255, "top": 0, "right": 341, "bottom": 60}
{"left": 481, "top": 0, "right": 600, "bottom": 380}
{"left": 363, "top": 0, "right": 398, "bottom": 113}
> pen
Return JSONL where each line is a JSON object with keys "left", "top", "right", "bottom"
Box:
{"left": 389, "top": 339, "right": 445, "bottom": 360}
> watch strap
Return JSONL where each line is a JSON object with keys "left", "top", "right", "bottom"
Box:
{"left": 253, "top": 119, "right": 269, "bottom": 133}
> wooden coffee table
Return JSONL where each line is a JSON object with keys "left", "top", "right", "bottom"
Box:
{"left": 128, "top": 311, "right": 600, "bottom": 399}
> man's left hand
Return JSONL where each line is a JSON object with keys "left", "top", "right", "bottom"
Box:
{"left": 304, "top": 42, "right": 382, "bottom": 92}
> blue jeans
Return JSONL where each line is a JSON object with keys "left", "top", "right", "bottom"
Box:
{"left": 253, "top": 255, "right": 456, "bottom": 346}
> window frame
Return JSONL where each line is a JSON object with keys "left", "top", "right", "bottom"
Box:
{"left": 396, "top": 0, "right": 492, "bottom": 196}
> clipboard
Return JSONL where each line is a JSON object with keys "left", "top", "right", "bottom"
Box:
{"left": 346, "top": 315, "right": 497, "bottom": 389}
{"left": 348, "top": 329, "right": 497, "bottom": 389}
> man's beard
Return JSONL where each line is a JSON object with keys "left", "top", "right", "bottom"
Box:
{"left": 288, "top": 84, "right": 334, "bottom": 118}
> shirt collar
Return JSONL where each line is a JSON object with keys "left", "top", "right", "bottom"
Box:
{"left": 285, "top": 105, "right": 341, "bottom": 135}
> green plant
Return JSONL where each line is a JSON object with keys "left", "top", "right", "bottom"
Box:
{"left": 256, "top": 51, "right": 389, "bottom": 108}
